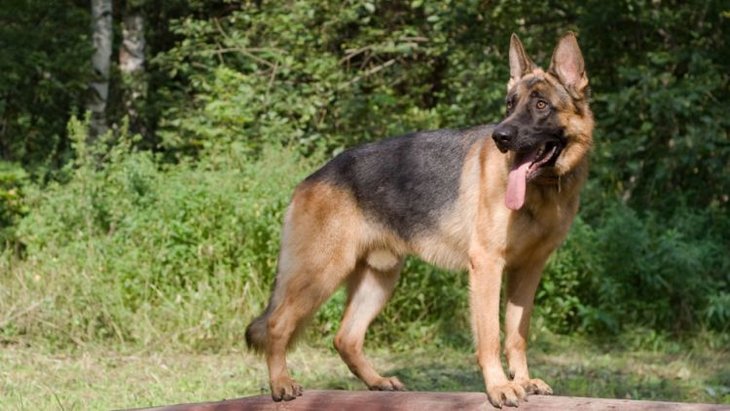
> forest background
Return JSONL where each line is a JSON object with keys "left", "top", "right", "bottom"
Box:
{"left": 1, "top": 0, "right": 728, "bottom": 408}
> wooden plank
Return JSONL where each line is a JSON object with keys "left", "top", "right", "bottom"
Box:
{"left": 131, "top": 390, "right": 730, "bottom": 411}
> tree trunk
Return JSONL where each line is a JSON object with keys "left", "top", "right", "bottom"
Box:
{"left": 88, "top": 0, "right": 113, "bottom": 139}
{"left": 119, "top": 11, "right": 147, "bottom": 136}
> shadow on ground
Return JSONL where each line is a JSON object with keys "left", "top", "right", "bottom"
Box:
{"left": 314, "top": 352, "right": 730, "bottom": 404}
{"left": 318, "top": 362, "right": 483, "bottom": 393}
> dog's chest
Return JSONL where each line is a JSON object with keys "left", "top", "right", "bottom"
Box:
{"left": 505, "top": 201, "right": 574, "bottom": 263}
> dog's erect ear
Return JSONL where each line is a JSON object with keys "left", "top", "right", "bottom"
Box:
{"left": 508, "top": 33, "right": 535, "bottom": 89}
{"left": 548, "top": 32, "right": 588, "bottom": 94}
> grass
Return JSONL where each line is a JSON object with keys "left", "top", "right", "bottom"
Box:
{"left": 2, "top": 334, "right": 728, "bottom": 410}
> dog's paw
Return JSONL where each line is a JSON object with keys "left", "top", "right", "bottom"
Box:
{"left": 487, "top": 381, "right": 527, "bottom": 408}
{"left": 270, "top": 376, "right": 303, "bottom": 401}
{"left": 368, "top": 376, "right": 406, "bottom": 391}
{"left": 517, "top": 378, "right": 553, "bottom": 395}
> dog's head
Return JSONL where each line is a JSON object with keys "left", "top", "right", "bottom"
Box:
{"left": 493, "top": 32, "right": 594, "bottom": 210}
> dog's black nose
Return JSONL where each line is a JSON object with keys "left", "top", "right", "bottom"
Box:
{"left": 492, "top": 125, "right": 517, "bottom": 152}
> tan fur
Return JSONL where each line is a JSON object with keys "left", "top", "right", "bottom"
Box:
{"left": 334, "top": 260, "right": 405, "bottom": 390}
{"left": 246, "top": 32, "right": 593, "bottom": 408}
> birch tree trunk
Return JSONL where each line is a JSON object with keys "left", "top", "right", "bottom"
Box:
{"left": 88, "top": 0, "right": 113, "bottom": 139}
{"left": 119, "top": 11, "right": 147, "bottom": 136}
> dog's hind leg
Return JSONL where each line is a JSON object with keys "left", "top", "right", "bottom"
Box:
{"left": 250, "top": 182, "right": 361, "bottom": 401}
{"left": 334, "top": 257, "right": 405, "bottom": 391}
{"left": 263, "top": 264, "right": 346, "bottom": 401}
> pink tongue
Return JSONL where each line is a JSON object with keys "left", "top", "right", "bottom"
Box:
{"left": 505, "top": 156, "right": 534, "bottom": 211}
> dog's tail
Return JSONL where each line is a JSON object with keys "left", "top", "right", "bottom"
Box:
{"left": 245, "top": 304, "right": 270, "bottom": 353}
{"left": 245, "top": 284, "right": 316, "bottom": 354}
{"left": 246, "top": 288, "right": 278, "bottom": 353}
{"left": 244, "top": 316, "right": 266, "bottom": 353}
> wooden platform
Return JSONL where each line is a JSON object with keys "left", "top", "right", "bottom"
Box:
{"left": 133, "top": 390, "right": 729, "bottom": 411}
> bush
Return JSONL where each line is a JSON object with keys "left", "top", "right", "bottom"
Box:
{"left": 2, "top": 118, "right": 317, "bottom": 349}
{"left": 0, "top": 162, "right": 28, "bottom": 250}
{"left": 538, "top": 202, "right": 730, "bottom": 336}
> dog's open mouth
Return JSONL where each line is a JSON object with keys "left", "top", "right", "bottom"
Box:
{"left": 528, "top": 141, "right": 561, "bottom": 175}
{"left": 505, "top": 141, "right": 563, "bottom": 211}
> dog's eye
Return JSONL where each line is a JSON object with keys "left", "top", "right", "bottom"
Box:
{"left": 506, "top": 100, "right": 513, "bottom": 111}
{"left": 536, "top": 100, "right": 548, "bottom": 110}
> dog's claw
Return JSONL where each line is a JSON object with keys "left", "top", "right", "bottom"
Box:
{"left": 270, "top": 376, "right": 303, "bottom": 401}
{"left": 369, "top": 376, "right": 406, "bottom": 391}
{"left": 487, "top": 381, "right": 527, "bottom": 408}
{"left": 518, "top": 378, "right": 553, "bottom": 395}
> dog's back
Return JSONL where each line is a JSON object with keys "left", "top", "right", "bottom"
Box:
{"left": 306, "top": 125, "right": 491, "bottom": 240}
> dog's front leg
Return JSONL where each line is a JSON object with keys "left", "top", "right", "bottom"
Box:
{"left": 469, "top": 251, "right": 526, "bottom": 408}
{"left": 505, "top": 264, "right": 553, "bottom": 396}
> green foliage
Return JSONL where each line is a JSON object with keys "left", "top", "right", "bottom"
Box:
{"left": 579, "top": 0, "right": 730, "bottom": 212}
{"left": 538, "top": 203, "right": 730, "bottom": 335}
{"left": 316, "top": 259, "right": 472, "bottom": 349}
{"left": 378, "top": 259, "right": 471, "bottom": 348}
{"left": 0, "top": 162, "right": 28, "bottom": 248}
{"left": 537, "top": 217, "right": 598, "bottom": 333}
{"left": 3, "top": 117, "right": 317, "bottom": 349}
{"left": 0, "top": 0, "right": 90, "bottom": 169}
{"left": 152, "top": 0, "right": 520, "bottom": 156}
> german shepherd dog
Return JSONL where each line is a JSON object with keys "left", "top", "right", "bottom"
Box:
{"left": 246, "top": 32, "right": 593, "bottom": 408}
